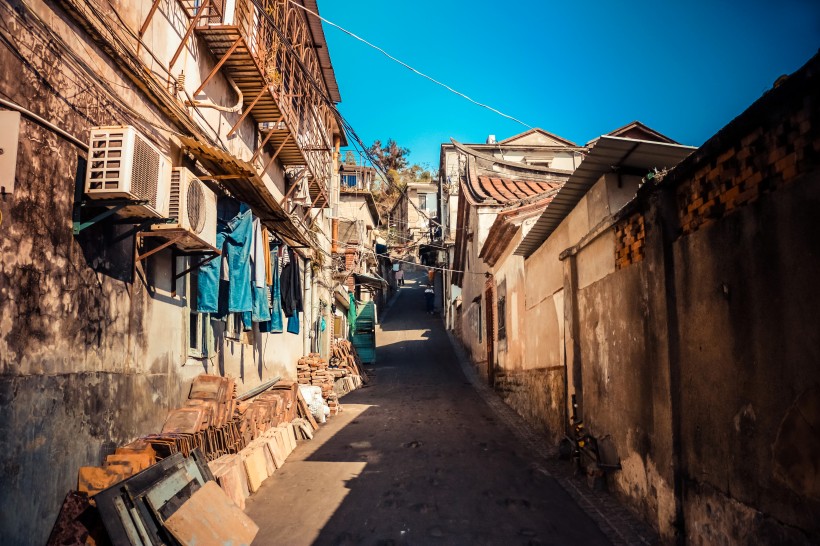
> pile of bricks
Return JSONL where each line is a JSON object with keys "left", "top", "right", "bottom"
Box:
{"left": 297, "top": 354, "right": 333, "bottom": 392}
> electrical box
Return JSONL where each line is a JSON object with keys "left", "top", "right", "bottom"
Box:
{"left": 0, "top": 110, "right": 21, "bottom": 194}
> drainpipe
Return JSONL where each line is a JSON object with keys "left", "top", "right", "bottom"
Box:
{"left": 560, "top": 253, "right": 583, "bottom": 436}
{"left": 185, "top": 76, "right": 243, "bottom": 113}
{"left": 332, "top": 135, "right": 340, "bottom": 253}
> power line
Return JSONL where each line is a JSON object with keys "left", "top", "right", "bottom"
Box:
{"left": 289, "top": 0, "right": 533, "bottom": 130}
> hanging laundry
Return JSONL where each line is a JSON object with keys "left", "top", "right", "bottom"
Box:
{"left": 251, "top": 218, "right": 266, "bottom": 289}
{"left": 280, "top": 247, "right": 302, "bottom": 317}
{"left": 262, "top": 227, "right": 272, "bottom": 287}
{"left": 287, "top": 313, "right": 300, "bottom": 335}
{"left": 269, "top": 244, "right": 284, "bottom": 332}
{"left": 223, "top": 204, "right": 253, "bottom": 313}
{"left": 250, "top": 218, "right": 271, "bottom": 323}
{"left": 198, "top": 199, "right": 239, "bottom": 313}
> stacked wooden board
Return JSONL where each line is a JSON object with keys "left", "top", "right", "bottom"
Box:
{"left": 208, "top": 423, "right": 299, "bottom": 509}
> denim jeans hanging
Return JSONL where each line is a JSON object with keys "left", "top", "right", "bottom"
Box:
{"left": 224, "top": 205, "right": 253, "bottom": 313}
{"left": 196, "top": 200, "right": 253, "bottom": 314}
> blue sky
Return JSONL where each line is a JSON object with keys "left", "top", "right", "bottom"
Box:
{"left": 319, "top": 1, "right": 820, "bottom": 170}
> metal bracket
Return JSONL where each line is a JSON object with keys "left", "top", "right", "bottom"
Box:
{"left": 73, "top": 199, "right": 150, "bottom": 235}
{"left": 171, "top": 249, "right": 221, "bottom": 297}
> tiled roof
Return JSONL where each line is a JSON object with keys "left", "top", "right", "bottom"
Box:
{"left": 480, "top": 196, "right": 555, "bottom": 267}
{"left": 469, "top": 176, "right": 561, "bottom": 204}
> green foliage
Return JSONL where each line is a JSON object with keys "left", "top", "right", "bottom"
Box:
{"left": 366, "top": 139, "right": 435, "bottom": 219}
{"left": 368, "top": 138, "right": 410, "bottom": 172}
{"left": 344, "top": 150, "right": 357, "bottom": 165}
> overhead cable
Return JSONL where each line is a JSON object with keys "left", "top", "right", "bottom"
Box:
{"left": 289, "top": 0, "right": 533, "bottom": 130}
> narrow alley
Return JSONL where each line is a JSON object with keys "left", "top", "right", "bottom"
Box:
{"left": 2, "top": 1, "right": 818, "bottom": 545}
{"left": 246, "top": 273, "right": 642, "bottom": 545}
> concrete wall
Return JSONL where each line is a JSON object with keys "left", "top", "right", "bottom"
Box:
{"left": 0, "top": 1, "right": 331, "bottom": 542}
{"left": 524, "top": 57, "right": 820, "bottom": 543}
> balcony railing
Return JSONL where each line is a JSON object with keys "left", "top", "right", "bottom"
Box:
{"left": 176, "top": 0, "right": 335, "bottom": 206}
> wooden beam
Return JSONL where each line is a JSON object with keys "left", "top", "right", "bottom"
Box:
{"left": 227, "top": 85, "right": 268, "bottom": 137}
{"left": 169, "top": 0, "right": 210, "bottom": 71}
{"left": 198, "top": 175, "right": 245, "bottom": 180}
{"left": 191, "top": 37, "right": 243, "bottom": 97}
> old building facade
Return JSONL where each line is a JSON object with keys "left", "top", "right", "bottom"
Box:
{"left": 445, "top": 55, "right": 820, "bottom": 544}
{"left": 0, "top": 0, "right": 350, "bottom": 542}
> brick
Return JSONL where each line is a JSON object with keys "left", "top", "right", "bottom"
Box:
{"left": 719, "top": 185, "right": 740, "bottom": 204}
{"left": 775, "top": 153, "right": 796, "bottom": 174}
{"left": 781, "top": 163, "right": 797, "bottom": 181}
{"left": 717, "top": 148, "right": 735, "bottom": 165}
{"left": 741, "top": 128, "right": 763, "bottom": 148}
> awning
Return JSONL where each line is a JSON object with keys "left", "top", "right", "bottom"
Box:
{"left": 515, "top": 136, "right": 696, "bottom": 257}
{"left": 354, "top": 272, "right": 388, "bottom": 289}
{"left": 178, "top": 135, "right": 314, "bottom": 249}
{"left": 334, "top": 285, "right": 350, "bottom": 310}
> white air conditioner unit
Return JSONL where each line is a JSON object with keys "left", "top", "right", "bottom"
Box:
{"left": 153, "top": 167, "right": 217, "bottom": 248}
{"left": 85, "top": 125, "right": 171, "bottom": 218}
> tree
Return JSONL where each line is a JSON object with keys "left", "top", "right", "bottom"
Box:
{"left": 365, "top": 139, "right": 435, "bottom": 220}
{"left": 343, "top": 150, "right": 356, "bottom": 165}
{"left": 368, "top": 139, "right": 409, "bottom": 172}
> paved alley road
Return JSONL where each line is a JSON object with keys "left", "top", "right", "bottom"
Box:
{"left": 246, "top": 275, "right": 613, "bottom": 545}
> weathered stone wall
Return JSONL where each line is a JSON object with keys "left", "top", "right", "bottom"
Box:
{"left": 0, "top": 1, "right": 316, "bottom": 543}
{"left": 666, "top": 64, "right": 820, "bottom": 542}
{"left": 601, "top": 54, "right": 820, "bottom": 543}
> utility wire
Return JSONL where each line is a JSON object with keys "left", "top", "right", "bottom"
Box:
{"left": 289, "top": 0, "right": 533, "bottom": 130}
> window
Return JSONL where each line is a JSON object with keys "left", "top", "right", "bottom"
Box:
{"left": 418, "top": 193, "right": 438, "bottom": 215}
{"left": 496, "top": 280, "right": 507, "bottom": 340}
{"left": 342, "top": 174, "right": 357, "bottom": 188}
{"left": 187, "top": 265, "right": 208, "bottom": 357}
{"left": 226, "top": 313, "right": 242, "bottom": 341}
{"left": 189, "top": 312, "right": 208, "bottom": 357}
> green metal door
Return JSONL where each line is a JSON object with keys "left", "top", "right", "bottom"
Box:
{"left": 351, "top": 301, "right": 377, "bottom": 365}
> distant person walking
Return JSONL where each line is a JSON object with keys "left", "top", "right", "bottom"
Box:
{"left": 424, "top": 285, "right": 435, "bottom": 314}
{"left": 427, "top": 267, "right": 435, "bottom": 285}
{"left": 395, "top": 268, "right": 404, "bottom": 286}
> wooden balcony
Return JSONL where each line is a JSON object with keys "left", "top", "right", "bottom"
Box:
{"left": 176, "top": 0, "right": 334, "bottom": 208}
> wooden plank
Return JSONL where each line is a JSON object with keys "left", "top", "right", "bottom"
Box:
{"left": 296, "top": 390, "right": 319, "bottom": 430}
{"left": 242, "top": 445, "right": 268, "bottom": 493}
{"left": 164, "top": 481, "right": 258, "bottom": 546}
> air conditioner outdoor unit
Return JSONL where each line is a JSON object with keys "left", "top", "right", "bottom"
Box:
{"left": 85, "top": 125, "right": 171, "bottom": 218}
{"left": 153, "top": 167, "right": 217, "bottom": 248}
